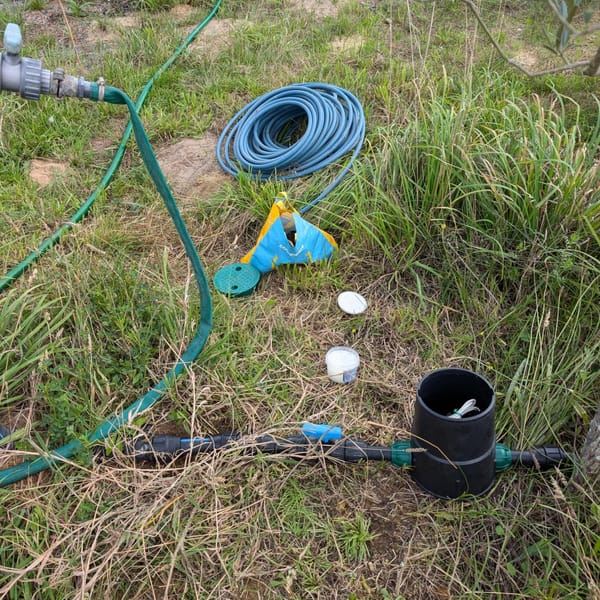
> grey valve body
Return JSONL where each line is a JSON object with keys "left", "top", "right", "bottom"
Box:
{"left": 0, "top": 23, "right": 92, "bottom": 99}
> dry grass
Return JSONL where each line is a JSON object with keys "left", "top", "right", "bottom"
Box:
{"left": 0, "top": 0, "right": 599, "bottom": 598}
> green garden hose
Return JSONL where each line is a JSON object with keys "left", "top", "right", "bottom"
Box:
{"left": 0, "top": 0, "right": 221, "bottom": 291}
{"left": 0, "top": 1, "right": 221, "bottom": 486}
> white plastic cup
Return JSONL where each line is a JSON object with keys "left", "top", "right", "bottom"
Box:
{"left": 325, "top": 346, "right": 360, "bottom": 384}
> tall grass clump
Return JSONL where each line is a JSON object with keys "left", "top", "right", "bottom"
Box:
{"left": 352, "top": 78, "right": 600, "bottom": 446}
{"left": 354, "top": 84, "right": 599, "bottom": 268}
{"left": 0, "top": 288, "right": 71, "bottom": 411}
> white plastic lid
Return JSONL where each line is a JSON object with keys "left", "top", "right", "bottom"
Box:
{"left": 337, "top": 291, "right": 368, "bottom": 315}
{"left": 325, "top": 346, "right": 360, "bottom": 383}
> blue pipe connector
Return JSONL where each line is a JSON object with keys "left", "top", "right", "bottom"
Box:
{"left": 301, "top": 423, "right": 343, "bottom": 443}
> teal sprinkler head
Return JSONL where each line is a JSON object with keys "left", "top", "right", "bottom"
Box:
{"left": 0, "top": 23, "right": 97, "bottom": 100}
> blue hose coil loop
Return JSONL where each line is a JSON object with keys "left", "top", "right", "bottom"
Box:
{"left": 216, "top": 82, "right": 366, "bottom": 214}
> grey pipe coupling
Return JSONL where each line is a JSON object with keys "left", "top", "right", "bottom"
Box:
{"left": 1, "top": 23, "right": 92, "bottom": 100}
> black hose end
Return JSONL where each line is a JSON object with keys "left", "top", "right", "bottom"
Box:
{"left": 123, "top": 434, "right": 185, "bottom": 463}
{"left": 512, "top": 446, "right": 572, "bottom": 471}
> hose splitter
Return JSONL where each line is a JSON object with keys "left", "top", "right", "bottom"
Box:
{"left": 0, "top": 23, "right": 98, "bottom": 99}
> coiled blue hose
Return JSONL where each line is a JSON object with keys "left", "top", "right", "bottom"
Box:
{"left": 216, "top": 82, "right": 366, "bottom": 213}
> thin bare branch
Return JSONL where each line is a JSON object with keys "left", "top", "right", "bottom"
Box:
{"left": 460, "top": 0, "right": 594, "bottom": 76}
{"left": 584, "top": 44, "right": 600, "bottom": 75}
{"left": 546, "top": 0, "right": 579, "bottom": 35}
{"left": 572, "top": 22, "right": 600, "bottom": 39}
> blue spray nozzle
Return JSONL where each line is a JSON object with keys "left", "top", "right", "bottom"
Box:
{"left": 301, "top": 423, "right": 343, "bottom": 443}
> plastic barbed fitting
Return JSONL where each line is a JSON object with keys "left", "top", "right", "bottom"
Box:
{"left": 301, "top": 423, "right": 343, "bottom": 443}
{"left": 0, "top": 23, "right": 94, "bottom": 100}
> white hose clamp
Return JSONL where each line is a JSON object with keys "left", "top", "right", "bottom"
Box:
{"left": 97, "top": 76, "right": 105, "bottom": 102}
{"left": 448, "top": 398, "right": 480, "bottom": 419}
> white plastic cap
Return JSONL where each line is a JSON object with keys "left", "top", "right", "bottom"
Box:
{"left": 337, "top": 291, "right": 368, "bottom": 315}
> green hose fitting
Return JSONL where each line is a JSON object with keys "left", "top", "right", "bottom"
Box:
{"left": 495, "top": 442, "right": 513, "bottom": 472}
{"left": 391, "top": 440, "right": 531, "bottom": 472}
{"left": 89, "top": 81, "right": 99, "bottom": 101}
{"left": 391, "top": 440, "right": 562, "bottom": 474}
{"left": 391, "top": 440, "right": 412, "bottom": 467}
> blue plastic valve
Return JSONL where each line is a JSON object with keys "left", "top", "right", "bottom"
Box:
{"left": 4, "top": 24, "right": 22, "bottom": 55}
{"left": 301, "top": 423, "right": 343, "bottom": 443}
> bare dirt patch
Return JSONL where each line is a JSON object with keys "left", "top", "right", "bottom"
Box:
{"left": 188, "top": 18, "right": 246, "bottom": 60}
{"left": 155, "top": 134, "right": 228, "bottom": 200}
{"left": 89, "top": 135, "right": 116, "bottom": 154}
{"left": 110, "top": 15, "right": 138, "bottom": 29}
{"left": 23, "top": 1, "right": 139, "bottom": 51}
{"left": 289, "top": 0, "right": 341, "bottom": 18}
{"left": 29, "top": 159, "right": 69, "bottom": 187}
{"left": 331, "top": 34, "right": 366, "bottom": 53}
{"left": 511, "top": 48, "right": 542, "bottom": 71}
{"left": 169, "top": 4, "right": 194, "bottom": 20}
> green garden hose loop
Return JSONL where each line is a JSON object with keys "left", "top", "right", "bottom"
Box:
{"left": 0, "top": 1, "right": 221, "bottom": 486}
